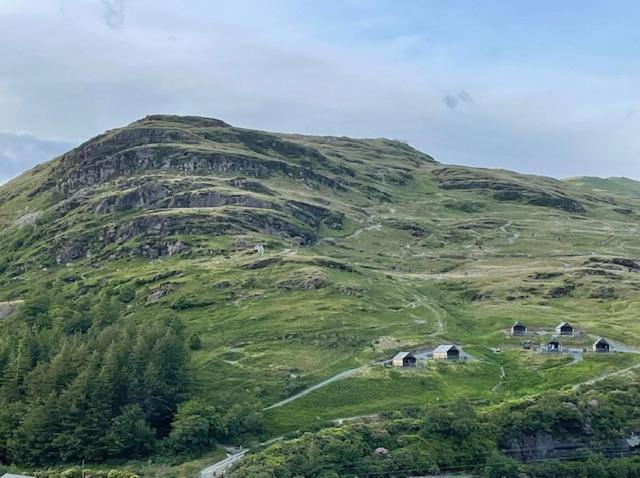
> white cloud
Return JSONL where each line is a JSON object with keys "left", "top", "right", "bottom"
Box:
{"left": 0, "top": 0, "right": 639, "bottom": 180}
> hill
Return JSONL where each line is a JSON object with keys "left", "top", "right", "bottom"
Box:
{"left": 565, "top": 176, "right": 640, "bottom": 200}
{"left": 1, "top": 115, "right": 640, "bottom": 474}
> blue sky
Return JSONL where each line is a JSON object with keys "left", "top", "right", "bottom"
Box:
{"left": 1, "top": 0, "right": 639, "bottom": 183}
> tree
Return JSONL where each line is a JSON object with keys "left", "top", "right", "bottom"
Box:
{"left": 165, "top": 399, "right": 225, "bottom": 456}
{"left": 106, "top": 405, "right": 156, "bottom": 458}
{"left": 188, "top": 333, "right": 202, "bottom": 350}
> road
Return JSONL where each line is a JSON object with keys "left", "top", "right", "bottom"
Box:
{"left": 200, "top": 450, "right": 248, "bottom": 478}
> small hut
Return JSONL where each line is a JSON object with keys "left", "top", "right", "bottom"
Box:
{"left": 433, "top": 345, "right": 460, "bottom": 361}
{"left": 374, "top": 447, "right": 389, "bottom": 456}
{"left": 1, "top": 474, "right": 36, "bottom": 478}
{"left": 511, "top": 321, "right": 528, "bottom": 336}
{"left": 392, "top": 352, "right": 417, "bottom": 368}
{"left": 555, "top": 322, "right": 574, "bottom": 336}
{"left": 547, "top": 340, "right": 562, "bottom": 352}
{"left": 593, "top": 338, "right": 611, "bottom": 353}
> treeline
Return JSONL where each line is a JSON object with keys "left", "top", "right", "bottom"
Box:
{"left": 0, "top": 283, "right": 263, "bottom": 468}
{"left": 231, "top": 376, "right": 640, "bottom": 477}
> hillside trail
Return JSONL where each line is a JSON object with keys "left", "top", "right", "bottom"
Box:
{"left": 264, "top": 293, "right": 449, "bottom": 412}
{"left": 572, "top": 362, "right": 640, "bottom": 390}
{"left": 491, "top": 365, "right": 506, "bottom": 392}
{"left": 263, "top": 366, "right": 364, "bottom": 411}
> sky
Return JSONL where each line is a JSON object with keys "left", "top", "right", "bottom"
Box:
{"left": 1, "top": 0, "right": 640, "bottom": 183}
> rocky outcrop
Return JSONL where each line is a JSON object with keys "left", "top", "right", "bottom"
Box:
{"left": 52, "top": 205, "right": 317, "bottom": 262}
{"left": 433, "top": 167, "right": 586, "bottom": 213}
{"left": 586, "top": 257, "right": 640, "bottom": 272}
{"left": 286, "top": 200, "right": 344, "bottom": 229}
{"left": 167, "top": 191, "right": 275, "bottom": 210}
{"left": 95, "top": 181, "right": 171, "bottom": 213}
{"left": 56, "top": 144, "right": 347, "bottom": 196}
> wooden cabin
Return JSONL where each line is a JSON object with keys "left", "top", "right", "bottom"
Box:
{"left": 433, "top": 345, "right": 460, "bottom": 361}
{"left": 555, "top": 322, "right": 574, "bottom": 336}
{"left": 511, "top": 321, "right": 528, "bottom": 336}
{"left": 593, "top": 338, "right": 611, "bottom": 353}
{"left": 547, "top": 340, "right": 562, "bottom": 352}
{"left": 392, "top": 352, "right": 417, "bottom": 368}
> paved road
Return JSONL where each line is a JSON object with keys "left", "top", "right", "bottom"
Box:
{"left": 200, "top": 437, "right": 285, "bottom": 478}
{"left": 200, "top": 450, "right": 248, "bottom": 478}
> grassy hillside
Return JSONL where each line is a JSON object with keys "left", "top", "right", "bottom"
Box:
{"left": 565, "top": 175, "right": 640, "bottom": 199}
{"left": 1, "top": 115, "right": 640, "bottom": 472}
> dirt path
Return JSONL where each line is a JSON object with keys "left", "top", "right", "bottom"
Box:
{"left": 263, "top": 367, "right": 363, "bottom": 411}
{"left": 492, "top": 366, "right": 506, "bottom": 392}
{"left": 572, "top": 362, "right": 640, "bottom": 390}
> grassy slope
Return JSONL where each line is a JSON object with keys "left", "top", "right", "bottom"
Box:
{"left": 2, "top": 116, "right": 640, "bottom": 444}
{"left": 565, "top": 176, "right": 640, "bottom": 199}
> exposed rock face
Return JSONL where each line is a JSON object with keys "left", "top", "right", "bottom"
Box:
{"left": 502, "top": 431, "right": 600, "bottom": 461}
{"left": 586, "top": 257, "right": 640, "bottom": 272}
{"left": 53, "top": 122, "right": 355, "bottom": 196}
{"left": 433, "top": 167, "right": 586, "bottom": 213}
{"left": 95, "top": 181, "right": 171, "bottom": 213}
{"left": 3, "top": 115, "right": 437, "bottom": 263}
{"left": 167, "top": 191, "right": 274, "bottom": 210}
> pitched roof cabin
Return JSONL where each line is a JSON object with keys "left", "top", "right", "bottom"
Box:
{"left": 555, "top": 322, "right": 574, "bottom": 336}
{"left": 511, "top": 321, "right": 527, "bottom": 336}
{"left": 547, "top": 340, "right": 562, "bottom": 352}
{"left": 433, "top": 345, "right": 460, "bottom": 360}
{"left": 593, "top": 338, "right": 611, "bottom": 353}
{"left": 392, "top": 352, "right": 417, "bottom": 368}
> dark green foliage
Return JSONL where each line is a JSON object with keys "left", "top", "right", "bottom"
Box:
{"left": 188, "top": 333, "right": 203, "bottom": 350}
{"left": 0, "top": 286, "right": 190, "bottom": 466}
{"left": 165, "top": 399, "right": 224, "bottom": 456}
{"left": 106, "top": 405, "right": 156, "bottom": 458}
{"left": 232, "top": 380, "right": 640, "bottom": 477}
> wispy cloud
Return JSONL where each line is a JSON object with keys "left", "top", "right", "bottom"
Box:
{"left": 101, "top": 0, "right": 126, "bottom": 29}
{"left": 443, "top": 90, "right": 474, "bottom": 110}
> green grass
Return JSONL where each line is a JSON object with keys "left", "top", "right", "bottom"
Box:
{"left": 3, "top": 115, "right": 640, "bottom": 458}
{"left": 263, "top": 351, "right": 640, "bottom": 436}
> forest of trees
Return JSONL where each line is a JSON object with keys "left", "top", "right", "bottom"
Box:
{"left": 0, "top": 282, "right": 263, "bottom": 468}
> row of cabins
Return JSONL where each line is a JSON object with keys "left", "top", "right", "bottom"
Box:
{"left": 511, "top": 321, "right": 612, "bottom": 353}
{"left": 511, "top": 321, "right": 574, "bottom": 336}
{"left": 546, "top": 337, "right": 611, "bottom": 353}
{"left": 392, "top": 345, "right": 460, "bottom": 368}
